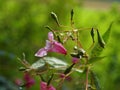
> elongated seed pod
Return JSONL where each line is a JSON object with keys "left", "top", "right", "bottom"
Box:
{"left": 91, "top": 28, "right": 95, "bottom": 43}
{"left": 97, "top": 30, "right": 105, "bottom": 48}
{"left": 51, "top": 12, "right": 60, "bottom": 26}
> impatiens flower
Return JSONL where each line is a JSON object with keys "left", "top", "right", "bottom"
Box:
{"left": 14, "top": 78, "right": 22, "bottom": 86}
{"left": 24, "top": 73, "right": 35, "bottom": 88}
{"left": 35, "top": 32, "right": 67, "bottom": 57}
{"left": 60, "top": 74, "right": 72, "bottom": 81}
{"left": 40, "top": 81, "right": 56, "bottom": 90}
{"left": 72, "top": 57, "right": 79, "bottom": 64}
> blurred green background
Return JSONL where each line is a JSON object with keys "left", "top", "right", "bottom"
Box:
{"left": 0, "top": 0, "right": 120, "bottom": 90}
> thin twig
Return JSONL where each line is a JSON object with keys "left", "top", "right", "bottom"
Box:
{"left": 85, "top": 67, "right": 89, "bottom": 90}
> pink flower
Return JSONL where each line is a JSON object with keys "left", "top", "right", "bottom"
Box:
{"left": 40, "top": 81, "right": 56, "bottom": 90}
{"left": 35, "top": 32, "right": 67, "bottom": 57}
{"left": 72, "top": 57, "right": 79, "bottom": 64}
{"left": 24, "top": 73, "right": 35, "bottom": 88}
{"left": 14, "top": 78, "right": 22, "bottom": 86}
{"left": 60, "top": 74, "right": 72, "bottom": 81}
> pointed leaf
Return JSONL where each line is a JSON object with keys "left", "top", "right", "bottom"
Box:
{"left": 30, "top": 59, "right": 48, "bottom": 73}
{"left": 103, "top": 22, "right": 113, "bottom": 43}
{"left": 30, "top": 57, "right": 68, "bottom": 73}
{"left": 90, "top": 22, "right": 113, "bottom": 57}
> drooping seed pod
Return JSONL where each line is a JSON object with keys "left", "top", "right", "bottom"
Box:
{"left": 47, "top": 74, "right": 54, "bottom": 86}
{"left": 91, "top": 28, "right": 95, "bottom": 43}
{"left": 70, "top": 52, "right": 81, "bottom": 58}
{"left": 64, "top": 63, "right": 75, "bottom": 75}
{"left": 19, "top": 67, "right": 26, "bottom": 71}
{"left": 51, "top": 12, "right": 60, "bottom": 26}
{"left": 71, "top": 9, "right": 74, "bottom": 22}
{"left": 57, "top": 35, "right": 63, "bottom": 44}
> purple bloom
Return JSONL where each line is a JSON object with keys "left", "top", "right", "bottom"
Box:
{"left": 48, "top": 32, "right": 54, "bottom": 41}
{"left": 35, "top": 32, "right": 67, "bottom": 57}
{"left": 14, "top": 78, "right": 22, "bottom": 86}
{"left": 72, "top": 57, "right": 79, "bottom": 64}
{"left": 60, "top": 74, "right": 72, "bottom": 81}
{"left": 40, "top": 81, "right": 56, "bottom": 90}
{"left": 24, "top": 73, "right": 35, "bottom": 88}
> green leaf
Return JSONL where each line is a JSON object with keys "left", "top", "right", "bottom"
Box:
{"left": 32, "top": 57, "right": 83, "bottom": 73}
{"left": 102, "top": 22, "right": 113, "bottom": 43}
{"left": 40, "top": 57, "right": 68, "bottom": 70}
{"left": 90, "top": 22, "right": 113, "bottom": 57}
{"left": 43, "top": 57, "right": 83, "bottom": 73}
{"left": 29, "top": 57, "right": 68, "bottom": 73}
{"left": 30, "top": 59, "right": 48, "bottom": 73}
{"left": 90, "top": 71, "right": 101, "bottom": 90}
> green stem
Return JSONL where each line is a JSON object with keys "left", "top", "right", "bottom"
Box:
{"left": 85, "top": 67, "right": 89, "bottom": 90}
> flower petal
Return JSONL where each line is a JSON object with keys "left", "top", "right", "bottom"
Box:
{"left": 35, "top": 48, "right": 47, "bottom": 57}
{"left": 24, "top": 73, "right": 35, "bottom": 88}
{"left": 48, "top": 32, "right": 54, "bottom": 41}
{"left": 45, "top": 40, "right": 53, "bottom": 50}
{"left": 40, "top": 81, "right": 56, "bottom": 90}
{"left": 48, "top": 41, "right": 67, "bottom": 55}
{"left": 72, "top": 57, "right": 79, "bottom": 64}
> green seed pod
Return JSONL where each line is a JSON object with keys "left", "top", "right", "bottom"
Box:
{"left": 70, "top": 52, "right": 80, "bottom": 58}
{"left": 45, "top": 25, "right": 56, "bottom": 37}
{"left": 64, "top": 63, "right": 75, "bottom": 75}
{"left": 78, "top": 48, "right": 86, "bottom": 56}
{"left": 51, "top": 12, "right": 60, "bottom": 26}
{"left": 71, "top": 9, "right": 74, "bottom": 21}
{"left": 71, "top": 9, "right": 74, "bottom": 26}
{"left": 47, "top": 74, "right": 54, "bottom": 86}
{"left": 97, "top": 30, "right": 105, "bottom": 48}
{"left": 19, "top": 67, "right": 26, "bottom": 71}
{"left": 91, "top": 28, "right": 95, "bottom": 43}
{"left": 45, "top": 25, "right": 53, "bottom": 31}
{"left": 57, "top": 35, "right": 63, "bottom": 44}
